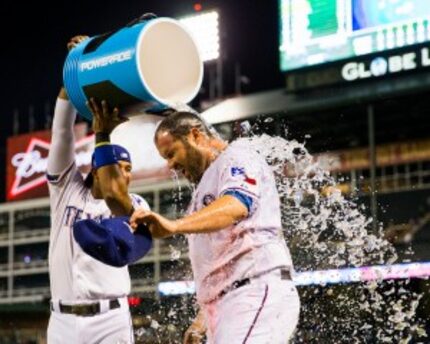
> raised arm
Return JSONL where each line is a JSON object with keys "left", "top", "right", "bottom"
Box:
{"left": 46, "top": 89, "right": 76, "bottom": 178}
{"left": 47, "top": 36, "right": 88, "bottom": 179}
{"left": 88, "top": 98, "right": 132, "bottom": 215}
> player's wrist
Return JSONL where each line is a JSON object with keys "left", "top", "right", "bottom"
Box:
{"left": 172, "top": 219, "right": 184, "bottom": 234}
{"left": 58, "top": 87, "right": 69, "bottom": 100}
{"left": 95, "top": 132, "right": 111, "bottom": 145}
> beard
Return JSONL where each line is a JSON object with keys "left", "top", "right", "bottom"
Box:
{"left": 183, "top": 140, "right": 205, "bottom": 183}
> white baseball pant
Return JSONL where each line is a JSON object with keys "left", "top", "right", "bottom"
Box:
{"left": 203, "top": 269, "right": 300, "bottom": 344}
{"left": 47, "top": 297, "right": 134, "bottom": 344}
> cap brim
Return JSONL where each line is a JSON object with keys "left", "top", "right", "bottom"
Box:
{"left": 73, "top": 216, "right": 152, "bottom": 267}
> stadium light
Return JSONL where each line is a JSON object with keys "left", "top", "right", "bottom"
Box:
{"left": 179, "top": 10, "right": 220, "bottom": 62}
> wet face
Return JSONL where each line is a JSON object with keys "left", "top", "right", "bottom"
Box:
{"left": 155, "top": 130, "right": 206, "bottom": 183}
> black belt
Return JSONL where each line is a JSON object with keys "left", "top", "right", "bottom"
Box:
{"left": 51, "top": 299, "right": 121, "bottom": 317}
{"left": 218, "top": 268, "right": 292, "bottom": 299}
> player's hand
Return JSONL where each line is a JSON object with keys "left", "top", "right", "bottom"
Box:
{"left": 67, "top": 35, "right": 88, "bottom": 51}
{"left": 60, "top": 35, "right": 89, "bottom": 100}
{"left": 183, "top": 323, "right": 205, "bottom": 344}
{"left": 130, "top": 209, "right": 178, "bottom": 238}
{"left": 87, "top": 98, "right": 128, "bottom": 135}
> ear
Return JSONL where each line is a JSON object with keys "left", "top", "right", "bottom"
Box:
{"left": 92, "top": 169, "right": 99, "bottom": 182}
{"left": 189, "top": 127, "right": 203, "bottom": 143}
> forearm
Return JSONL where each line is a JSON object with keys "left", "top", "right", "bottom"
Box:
{"left": 47, "top": 89, "right": 76, "bottom": 174}
{"left": 98, "top": 165, "right": 133, "bottom": 216}
{"left": 194, "top": 309, "right": 206, "bottom": 328}
{"left": 175, "top": 195, "right": 247, "bottom": 235}
{"left": 95, "top": 134, "right": 133, "bottom": 216}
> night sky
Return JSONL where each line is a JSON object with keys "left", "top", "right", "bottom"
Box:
{"left": 2, "top": 0, "right": 283, "bottom": 129}
{"left": 1, "top": 0, "right": 283, "bottom": 201}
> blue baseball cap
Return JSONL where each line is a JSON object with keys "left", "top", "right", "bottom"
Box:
{"left": 85, "top": 144, "right": 132, "bottom": 187}
{"left": 91, "top": 144, "right": 132, "bottom": 169}
{"left": 73, "top": 216, "right": 152, "bottom": 267}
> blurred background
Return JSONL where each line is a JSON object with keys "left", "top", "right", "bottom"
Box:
{"left": 1, "top": 0, "right": 430, "bottom": 342}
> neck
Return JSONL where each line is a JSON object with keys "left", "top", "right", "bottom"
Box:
{"left": 188, "top": 137, "right": 228, "bottom": 184}
{"left": 91, "top": 185, "right": 102, "bottom": 199}
{"left": 205, "top": 138, "right": 228, "bottom": 167}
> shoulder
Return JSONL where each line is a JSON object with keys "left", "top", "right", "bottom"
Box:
{"left": 226, "top": 139, "right": 260, "bottom": 158}
{"left": 130, "top": 193, "right": 150, "bottom": 210}
{"left": 220, "top": 140, "right": 266, "bottom": 169}
{"left": 47, "top": 162, "right": 82, "bottom": 188}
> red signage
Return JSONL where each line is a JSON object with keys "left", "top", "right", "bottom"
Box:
{"left": 6, "top": 119, "right": 173, "bottom": 202}
{"left": 6, "top": 124, "right": 93, "bottom": 201}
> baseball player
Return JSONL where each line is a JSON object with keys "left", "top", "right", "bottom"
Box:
{"left": 86, "top": 106, "right": 301, "bottom": 343}
{"left": 46, "top": 36, "right": 149, "bottom": 344}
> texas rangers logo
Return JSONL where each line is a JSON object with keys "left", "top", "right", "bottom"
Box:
{"left": 230, "top": 167, "right": 257, "bottom": 185}
{"left": 202, "top": 193, "right": 216, "bottom": 206}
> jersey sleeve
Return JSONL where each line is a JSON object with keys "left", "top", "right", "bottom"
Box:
{"left": 73, "top": 216, "right": 152, "bottom": 267}
{"left": 218, "top": 152, "right": 261, "bottom": 215}
{"left": 46, "top": 98, "right": 77, "bottom": 186}
{"left": 130, "top": 193, "right": 151, "bottom": 211}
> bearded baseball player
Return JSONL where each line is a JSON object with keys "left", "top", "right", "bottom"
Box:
{"left": 46, "top": 36, "right": 150, "bottom": 344}
{"left": 81, "top": 102, "right": 301, "bottom": 343}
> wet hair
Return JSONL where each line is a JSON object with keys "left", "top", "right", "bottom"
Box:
{"left": 154, "top": 111, "right": 214, "bottom": 141}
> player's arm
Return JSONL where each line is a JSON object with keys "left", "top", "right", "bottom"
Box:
{"left": 176, "top": 194, "right": 248, "bottom": 234}
{"left": 47, "top": 88, "right": 75, "bottom": 177}
{"left": 47, "top": 36, "right": 87, "bottom": 181}
{"left": 131, "top": 158, "right": 257, "bottom": 238}
{"left": 130, "top": 194, "right": 249, "bottom": 238}
{"left": 88, "top": 98, "right": 132, "bottom": 216}
{"left": 183, "top": 309, "right": 206, "bottom": 344}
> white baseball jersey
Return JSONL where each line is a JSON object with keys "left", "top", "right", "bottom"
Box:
{"left": 48, "top": 165, "right": 148, "bottom": 301}
{"left": 47, "top": 99, "right": 149, "bottom": 302}
{"left": 187, "top": 139, "right": 293, "bottom": 304}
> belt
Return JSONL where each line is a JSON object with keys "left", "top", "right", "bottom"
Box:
{"left": 50, "top": 299, "right": 121, "bottom": 317}
{"left": 218, "top": 268, "right": 292, "bottom": 299}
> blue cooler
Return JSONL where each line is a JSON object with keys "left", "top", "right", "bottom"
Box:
{"left": 63, "top": 14, "right": 203, "bottom": 120}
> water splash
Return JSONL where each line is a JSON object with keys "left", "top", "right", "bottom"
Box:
{"left": 142, "top": 131, "right": 427, "bottom": 343}
{"left": 245, "top": 133, "right": 426, "bottom": 343}
{"left": 169, "top": 244, "right": 182, "bottom": 261}
{"left": 248, "top": 134, "right": 397, "bottom": 269}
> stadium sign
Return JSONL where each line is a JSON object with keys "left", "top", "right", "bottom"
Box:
{"left": 9, "top": 136, "right": 93, "bottom": 199}
{"left": 6, "top": 124, "right": 93, "bottom": 201}
{"left": 285, "top": 43, "right": 430, "bottom": 91}
{"left": 11, "top": 140, "right": 93, "bottom": 180}
{"left": 342, "top": 48, "right": 430, "bottom": 81}
{"left": 6, "top": 116, "right": 172, "bottom": 202}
